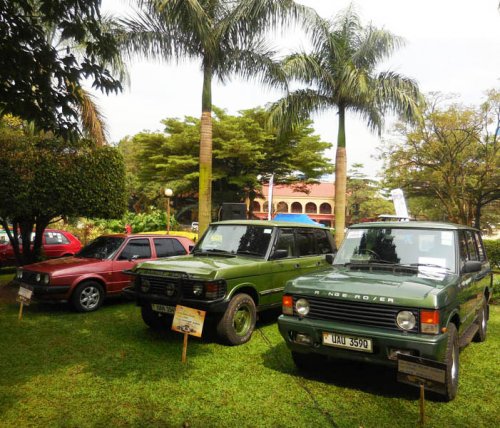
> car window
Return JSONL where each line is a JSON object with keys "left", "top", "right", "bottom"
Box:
{"left": 475, "top": 231, "right": 486, "bottom": 261}
{"left": 296, "top": 229, "right": 317, "bottom": 257}
{"left": 44, "top": 231, "right": 70, "bottom": 245}
{"left": 314, "top": 229, "right": 334, "bottom": 254}
{"left": 275, "top": 229, "right": 296, "bottom": 258}
{"left": 154, "top": 238, "right": 187, "bottom": 257}
{"left": 118, "top": 239, "right": 151, "bottom": 260}
{"left": 465, "top": 230, "right": 479, "bottom": 261}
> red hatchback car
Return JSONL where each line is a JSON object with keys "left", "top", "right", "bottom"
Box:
{"left": 15, "top": 234, "right": 194, "bottom": 312}
{"left": 0, "top": 229, "right": 82, "bottom": 266}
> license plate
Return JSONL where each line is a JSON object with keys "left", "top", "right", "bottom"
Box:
{"left": 151, "top": 304, "right": 175, "bottom": 314}
{"left": 322, "top": 332, "right": 373, "bottom": 353}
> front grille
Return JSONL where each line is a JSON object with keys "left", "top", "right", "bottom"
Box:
{"left": 140, "top": 274, "right": 226, "bottom": 300}
{"left": 293, "top": 295, "right": 420, "bottom": 333}
{"left": 19, "top": 270, "right": 39, "bottom": 285}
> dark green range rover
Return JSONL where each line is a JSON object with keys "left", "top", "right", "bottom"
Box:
{"left": 278, "top": 222, "right": 493, "bottom": 400}
{"left": 125, "top": 220, "right": 335, "bottom": 345}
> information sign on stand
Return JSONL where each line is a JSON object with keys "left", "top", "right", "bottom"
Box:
{"left": 397, "top": 354, "right": 447, "bottom": 426}
{"left": 17, "top": 285, "right": 34, "bottom": 320}
{"left": 171, "top": 305, "right": 206, "bottom": 363}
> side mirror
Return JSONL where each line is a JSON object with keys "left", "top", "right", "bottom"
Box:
{"left": 462, "top": 260, "right": 482, "bottom": 273}
{"left": 271, "top": 249, "right": 289, "bottom": 260}
{"left": 128, "top": 254, "right": 139, "bottom": 262}
{"left": 325, "top": 253, "right": 336, "bottom": 264}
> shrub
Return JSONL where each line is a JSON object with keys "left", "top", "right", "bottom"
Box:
{"left": 484, "top": 239, "right": 500, "bottom": 269}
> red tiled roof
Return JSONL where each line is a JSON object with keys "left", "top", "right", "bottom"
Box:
{"left": 261, "top": 182, "right": 335, "bottom": 198}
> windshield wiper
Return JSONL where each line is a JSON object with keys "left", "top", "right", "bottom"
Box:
{"left": 405, "top": 263, "right": 452, "bottom": 272}
{"left": 236, "top": 250, "right": 263, "bottom": 257}
{"left": 192, "top": 249, "right": 236, "bottom": 257}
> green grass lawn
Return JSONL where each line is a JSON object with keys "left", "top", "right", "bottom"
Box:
{"left": 0, "top": 275, "right": 498, "bottom": 427}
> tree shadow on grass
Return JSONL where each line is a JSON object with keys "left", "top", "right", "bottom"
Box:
{"left": 262, "top": 341, "right": 420, "bottom": 401}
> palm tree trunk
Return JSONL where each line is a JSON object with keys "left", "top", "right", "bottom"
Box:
{"left": 334, "top": 107, "right": 347, "bottom": 248}
{"left": 198, "top": 64, "right": 213, "bottom": 235}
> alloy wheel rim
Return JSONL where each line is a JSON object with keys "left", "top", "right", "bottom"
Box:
{"left": 80, "top": 286, "right": 100, "bottom": 310}
{"left": 233, "top": 306, "right": 251, "bottom": 336}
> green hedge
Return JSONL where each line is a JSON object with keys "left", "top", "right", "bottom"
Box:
{"left": 484, "top": 239, "right": 500, "bottom": 269}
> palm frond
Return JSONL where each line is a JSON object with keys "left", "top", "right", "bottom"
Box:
{"left": 78, "top": 89, "right": 108, "bottom": 146}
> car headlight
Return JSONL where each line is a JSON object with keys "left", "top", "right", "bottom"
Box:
{"left": 396, "top": 310, "right": 416, "bottom": 330}
{"left": 42, "top": 274, "right": 50, "bottom": 285}
{"left": 35, "top": 273, "right": 41, "bottom": 282}
{"left": 140, "top": 279, "right": 150, "bottom": 293}
{"left": 16, "top": 269, "right": 23, "bottom": 280}
{"left": 165, "top": 283, "right": 175, "bottom": 297}
{"left": 193, "top": 284, "right": 203, "bottom": 296}
{"left": 295, "top": 298, "right": 310, "bottom": 317}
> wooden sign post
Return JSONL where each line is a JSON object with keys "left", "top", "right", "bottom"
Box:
{"left": 171, "top": 305, "right": 206, "bottom": 363}
{"left": 397, "top": 354, "right": 447, "bottom": 427}
{"left": 16, "top": 285, "right": 34, "bottom": 320}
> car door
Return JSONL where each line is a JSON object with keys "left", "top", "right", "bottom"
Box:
{"left": 108, "top": 238, "right": 153, "bottom": 293}
{"left": 154, "top": 237, "right": 188, "bottom": 258}
{"left": 43, "top": 231, "right": 70, "bottom": 258}
{"left": 457, "top": 230, "right": 490, "bottom": 333}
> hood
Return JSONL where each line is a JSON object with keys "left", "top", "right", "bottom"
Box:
{"left": 287, "top": 267, "right": 458, "bottom": 308}
{"left": 22, "top": 256, "right": 103, "bottom": 275}
{"left": 136, "top": 254, "right": 261, "bottom": 280}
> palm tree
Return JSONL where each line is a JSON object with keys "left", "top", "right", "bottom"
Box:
{"left": 118, "top": 0, "right": 318, "bottom": 234}
{"left": 269, "top": 5, "right": 423, "bottom": 246}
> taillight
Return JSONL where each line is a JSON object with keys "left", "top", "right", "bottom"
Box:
{"left": 282, "top": 295, "right": 293, "bottom": 315}
{"left": 420, "top": 310, "right": 440, "bottom": 334}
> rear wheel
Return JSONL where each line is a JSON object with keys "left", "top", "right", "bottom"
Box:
{"left": 473, "top": 299, "right": 488, "bottom": 342}
{"left": 71, "top": 281, "right": 104, "bottom": 312}
{"left": 141, "top": 304, "right": 172, "bottom": 330}
{"left": 217, "top": 293, "right": 256, "bottom": 345}
{"left": 443, "top": 323, "right": 459, "bottom": 401}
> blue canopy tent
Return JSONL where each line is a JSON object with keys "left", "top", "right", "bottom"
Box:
{"left": 273, "top": 213, "right": 325, "bottom": 227}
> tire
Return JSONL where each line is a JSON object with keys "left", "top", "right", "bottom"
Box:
{"left": 141, "top": 304, "right": 172, "bottom": 330}
{"left": 71, "top": 281, "right": 104, "bottom": 312}
{"left": 473, "top": 299, "right": 488, "bottom": 343}
{"left": 217, "top": 293, "right": 256, "bottom": 345}
{"left": 443, "top": 323, "right": 459, "bottom": 401}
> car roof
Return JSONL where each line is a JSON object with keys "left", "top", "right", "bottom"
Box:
{"left": 98, "top": 233, "right": 191, "bottom": 239}
{"left": 349, "top": 221, "right": 478, "bottom": 231}
{"left": 210, "top": 220, "right": 326, "bottom": 229}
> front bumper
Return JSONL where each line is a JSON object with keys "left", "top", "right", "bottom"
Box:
{"left": 278, "top": 315, "right": 449, "bottom": 366}
{"left": 16, "top": 281, "right": 71, "bottom": 300}
{"left": 123, "top": 286, "right": 230, "bottom": 314}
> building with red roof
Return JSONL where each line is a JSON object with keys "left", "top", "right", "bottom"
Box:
{"left": 251, "top": 182, "right": 335, "bottom": 227}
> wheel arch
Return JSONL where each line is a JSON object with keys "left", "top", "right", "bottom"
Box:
{"left": 229, "top": 284, "right": 259, "bottom": 306}
{"left": 71, "top": 276, "right": 107, "bottom": 297}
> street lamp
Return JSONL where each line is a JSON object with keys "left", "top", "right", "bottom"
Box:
{"left": 257, "top": 173, "right": 274, "bottom": 221}
{"left": 165, "top": 188, "right": 173, "bottom": 234}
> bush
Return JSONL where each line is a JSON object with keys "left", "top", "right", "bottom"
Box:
{"left": 484, "top": 239, "right": 500, "bottom": 269}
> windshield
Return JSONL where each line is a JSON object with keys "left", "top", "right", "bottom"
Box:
{"left": 77, "top": 236, "right": 125, "bottom": 260}
{"left": 334, "top": 228, "right": 456, "bottom": 272}
{"left": 194, "top": 224, "right": 273, "bottom": 258}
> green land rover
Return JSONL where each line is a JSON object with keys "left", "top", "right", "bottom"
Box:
{"left": 278, "top": 221, "right": 493, "bottom": 400}
{"left": 125, "top": 220, "right": 335, "bottom": 345}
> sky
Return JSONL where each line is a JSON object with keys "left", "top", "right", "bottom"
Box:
{"left": 95, "top": 0, "right": 500, "bottom": 178}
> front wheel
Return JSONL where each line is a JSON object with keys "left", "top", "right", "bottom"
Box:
{"left": 71, "top": 281, "right": 104, "bottom": 312}
{"left": 443, "top": 323, "right": 459, "bottom": 401}
{"left": 217, "top": 293, "right": 256, "bottom": 345}
{"left": 141, "top": 304, "right": 172, "bottom": 330}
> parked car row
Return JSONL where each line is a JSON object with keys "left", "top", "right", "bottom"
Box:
{"left": 0, "top": 229, "right": 82, "bottom": 266}
{"left": 15, "top": 233, "right": 194, "bottom": 311}
{"left": 12, "top": 220, "right": 493, "bottom": 401}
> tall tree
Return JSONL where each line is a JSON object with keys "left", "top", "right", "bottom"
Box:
{"left": 269, "top": 5, "right": 422, "bottom": 246}
{"left": 117, "top": 0, "right": 318, "bottom": 234}
{"left": 0, "top": 0, "right": 122, "bottom": 139}
{"left": 381, "top": 91, "right": 500, "bottom": 229}
{"left": 0, "top": 117, "right": 127, "bottom": 265}
{"left": 119, "top": 106, "right": 332, "bottom": 216}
